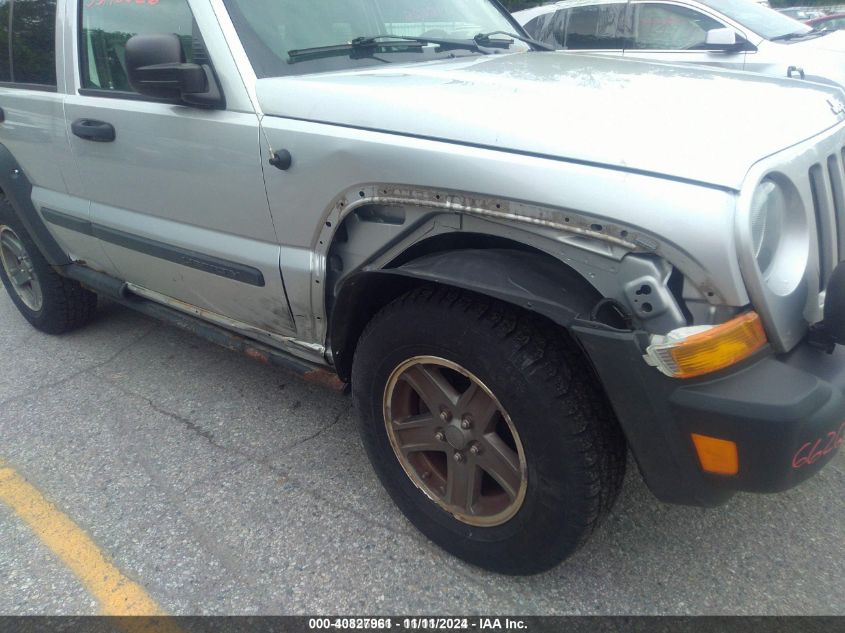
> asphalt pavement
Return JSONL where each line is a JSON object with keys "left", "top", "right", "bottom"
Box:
{"left": 0, "top": 291, "right": 842, "bottom": 615}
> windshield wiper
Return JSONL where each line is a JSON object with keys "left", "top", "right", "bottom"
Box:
{"left": 807, "top": 27, "right": 837, "bottom": 36}
{"left": 288, "top": 34, "right": 492, "bottom": 63}
{"left": 474, "top": 30, "right": 556, "bottom": 51}
{"left": 771, "top": 31, "right": 817, "bottom": 41}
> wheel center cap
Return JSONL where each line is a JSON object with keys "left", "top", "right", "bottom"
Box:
{"left": 444, "top": 424, "right": 468, "bottom": 450}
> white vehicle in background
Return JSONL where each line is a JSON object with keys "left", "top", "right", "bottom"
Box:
{"left": 515, "top": 0, "right": 845, "bottom": 90}
{"left": 779, "top": 7, "right": 827, "bottom": 20}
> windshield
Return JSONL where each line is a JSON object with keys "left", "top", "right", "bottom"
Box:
{"left": 223, "top": 0, "right": 529, "bottom": 77}
{"left": 703, "top": 0, "right": 812, "bottom": 40}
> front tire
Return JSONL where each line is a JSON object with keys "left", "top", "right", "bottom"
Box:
{"left": 352, "top": 286, "right": 626, "bottom": 575}
{"left": 0, "top": 199, "right": 97, "bottom": 334}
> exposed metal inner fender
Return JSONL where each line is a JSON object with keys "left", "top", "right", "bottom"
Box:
{"left": 330, "top": 248, "right": 601, "bottom": 381}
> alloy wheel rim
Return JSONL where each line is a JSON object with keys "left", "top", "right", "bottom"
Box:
{"left": 384, "top": 356, "right": 528, "bottom": 527}
{"left": 0, "top": 225, "right": 42, "bottom": 312}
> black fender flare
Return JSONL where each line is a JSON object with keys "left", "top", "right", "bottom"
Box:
{"left": 0, "top": 144, "right": 70, "bottom": 266}
{"left": 329, "top": 248, "right": 602, "bottom": 381}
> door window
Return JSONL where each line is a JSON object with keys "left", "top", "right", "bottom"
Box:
{"left": 0, "top": 0, "right": 58, "bottom": 87}
{"left": 11, "top": 0, "right": 58, "bottom": 85}
{"left": 565, "top": 4, "right": 628, "bottom": 50}
{"left": 0, "top": 1, "right": 9, "bottom": 82}
{"left": 821, "top": 18, "right": 845, "bottom": 30}
{"left": 523, "top": 9, "right": 568, "bottom": 48}
{"left": 79, "top": 0, "right": 195, "bottom": 93}
{"left": 631, "top": 3, "right": 726, "bottom": 50}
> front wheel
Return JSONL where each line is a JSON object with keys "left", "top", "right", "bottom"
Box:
{"left": 352, "top": 286, "right": 626, "bottom": 575}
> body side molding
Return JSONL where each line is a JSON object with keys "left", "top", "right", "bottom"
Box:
{"left": 42, "top": 207, "right": 265, "bottom": 287}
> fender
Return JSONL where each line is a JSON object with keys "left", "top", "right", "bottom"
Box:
{"left": 0, "top": 144, "right": 70, "bottom": 267}
{"left": 330, "top": 248, "right": 602, "bottom": 380}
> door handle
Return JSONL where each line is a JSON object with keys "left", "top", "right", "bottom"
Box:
{"left": 787, "top": 66, "right": 805, "bottom": 80}
{"left": 71, "top": 119, "right": 116, "bottom": 142}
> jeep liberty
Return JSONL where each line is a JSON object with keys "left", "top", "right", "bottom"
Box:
{"left": 0, "top": 0, "right": 843, "bottom": 574}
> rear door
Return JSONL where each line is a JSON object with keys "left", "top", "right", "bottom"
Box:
{"left": 62, "top": 0, "right": 296, "bottom": 337}
{"left": 623, "top": 1, "right": 747, "bottom": 71}
{"left": 0, "top": 0, "right": 115, "bottom": 275}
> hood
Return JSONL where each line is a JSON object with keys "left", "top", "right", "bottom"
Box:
{"left": 788, "top": 29, "right": 845, "bottom": 53}
{"left": 777, "top": 31, "right": 845, "bottom": 89}
{"left": 256, "top": 52, "right": 845, "bottom": 190}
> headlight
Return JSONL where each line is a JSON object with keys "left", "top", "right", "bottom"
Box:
{"left": 747, "top": 176, "right": 809, "bottom": 297}
{"left": 736, "top": 168, "right": 813, "bottom": 353}
{"left": 749, "top": 178, "right": 785, "bottom": 275}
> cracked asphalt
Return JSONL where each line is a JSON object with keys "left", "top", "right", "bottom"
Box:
{"left": 0, "top": 291, "right": 843, "bottom": 616}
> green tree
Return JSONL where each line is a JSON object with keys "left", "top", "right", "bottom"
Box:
{"left": 499, "top": 0, "right": 545, "bottom": 10}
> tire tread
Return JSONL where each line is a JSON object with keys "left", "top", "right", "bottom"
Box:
{"left": 355, "top": 285, "right": 626, "bottom": 572}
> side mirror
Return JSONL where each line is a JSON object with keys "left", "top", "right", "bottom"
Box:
{"left": 704, "top": 27, "right": 743, "bottom": 51}
{"left": 126, "top": 33, "right": 223, "bottom": 108}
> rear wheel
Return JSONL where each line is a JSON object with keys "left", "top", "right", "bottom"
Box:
{"left": 0, "top": 199, "right": 97, "bottom": 334}
{"left": 352, "top": 286, "right": 626, "bottom": 575}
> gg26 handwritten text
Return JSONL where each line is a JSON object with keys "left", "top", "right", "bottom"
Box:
{"left": 792, "top": 422, "right": 845, "bottom": 469}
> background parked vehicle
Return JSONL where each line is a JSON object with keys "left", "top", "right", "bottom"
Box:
{"left": 778, "top": 7, "right": 828, "bottom": 20}
{"left": 515, "top": 0, "right": 845, "bottom": 89}
{"left": 808, "top": 11, "right": 845, "bottom": 29}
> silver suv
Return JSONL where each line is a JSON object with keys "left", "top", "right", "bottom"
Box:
{"left": 1, "top": 0, "right": 844, "bottom": 575}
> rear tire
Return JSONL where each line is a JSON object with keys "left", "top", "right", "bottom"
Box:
{"left": 352, "top": 286, "right": 626, "bottom": 575}
{"left": 0, "top": 198, "right": 97, "bottom": 334}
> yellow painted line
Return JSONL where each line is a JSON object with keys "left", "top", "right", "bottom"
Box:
{"left": 0, "top": 463, "right": 181, "bottom": 632}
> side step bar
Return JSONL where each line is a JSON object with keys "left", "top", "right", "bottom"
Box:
{"left": 62, "top": 264, "right": 346, "bottom": 392}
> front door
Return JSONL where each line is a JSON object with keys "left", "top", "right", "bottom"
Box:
{"left": 623, "top": 1, "right": 747, "bottom": 71}
{"left": 62, "top": 0, "right": 296, "bottom": 337}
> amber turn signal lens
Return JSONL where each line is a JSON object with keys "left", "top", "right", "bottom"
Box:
{"left": 691, "top": 434, "right": 739, "bottom": 476}
{"left": 647, "top": 312, "right": 768, "bottom": 379}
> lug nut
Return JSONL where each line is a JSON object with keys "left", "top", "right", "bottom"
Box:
{"left": 453, "top": 452, "right": 465, "bottom": 464}
{"left": 470, "top": 443, "right": 482, "bottom": 456}
{"left": 439, "top": 410, "right": 453, "bottom": 423}
{"left": 461, "top": 416, "right": 473, "bottom": 430}
{"left": 435, "top": 431, "right": 446, "bottom": 442}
